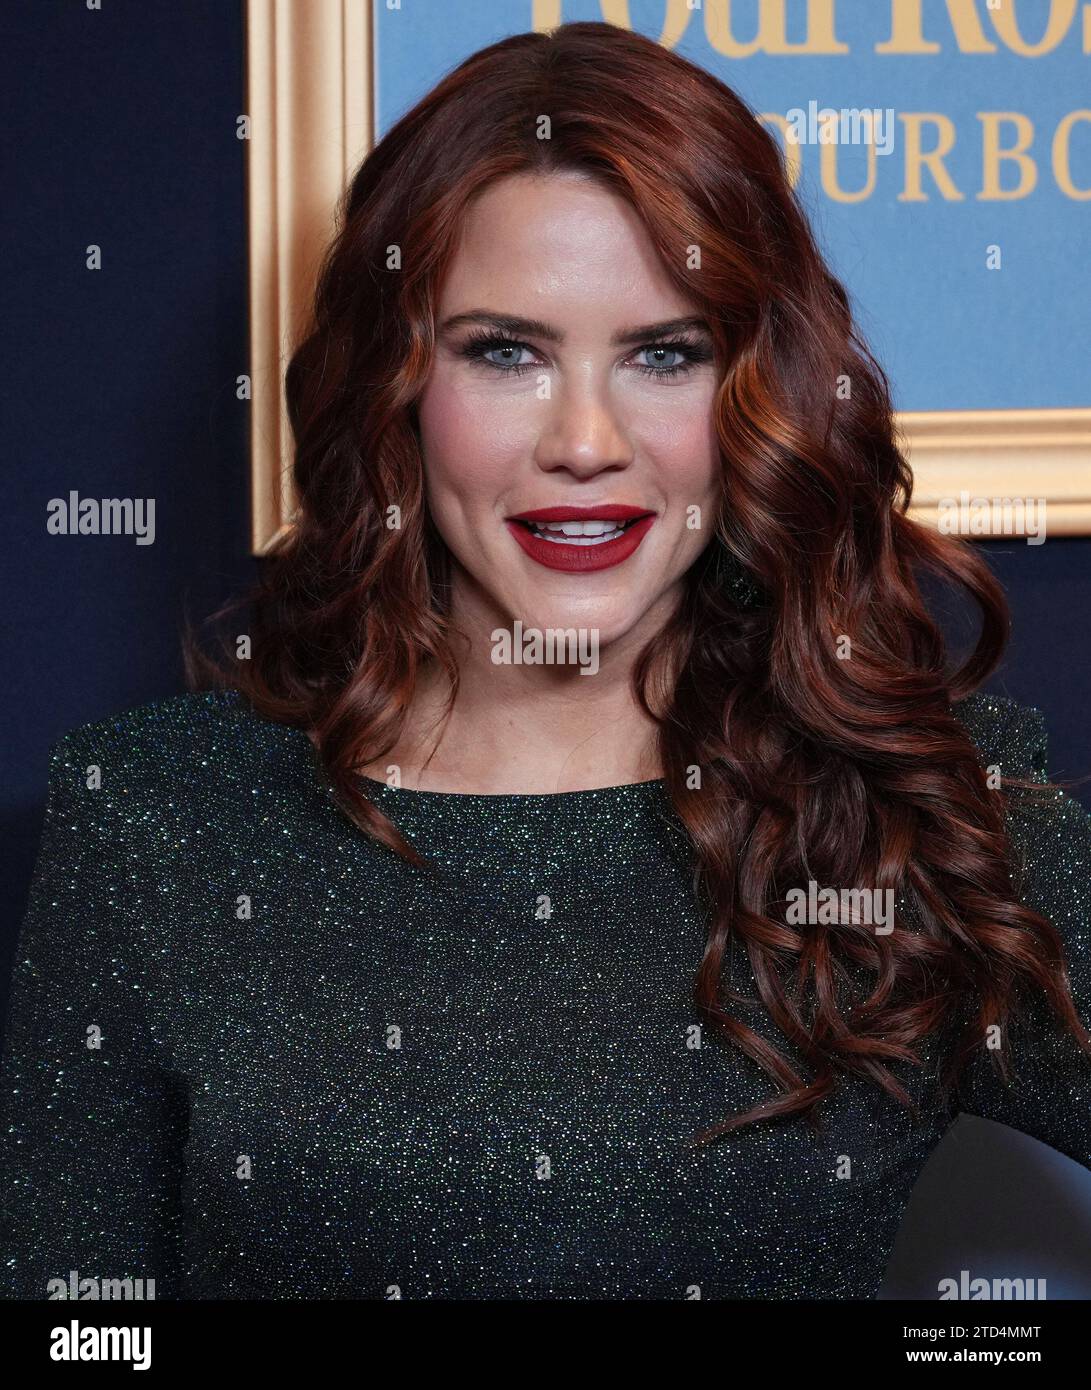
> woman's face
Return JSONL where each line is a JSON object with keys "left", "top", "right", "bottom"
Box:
{"left": 416, "top": 171, "right": 722, "bottom": 656}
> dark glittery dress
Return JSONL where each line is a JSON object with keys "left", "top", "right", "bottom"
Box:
{"left": 1, "top": 687, "right": 1089, "bottom": 1300}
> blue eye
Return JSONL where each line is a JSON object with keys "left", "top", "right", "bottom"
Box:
{"left": 480, "top": 342, "right": 535, "bottom": 371}
{"left": 631, "top": 339, "right": 715, "bottom": 377}
{"left": 634, "top": 344, "right": 687, "bottom": 374}
{"left": 457, "top": 330, "right": 713, "bottom": 379}
{"left": 457, "top": 332, "right": 539, "bottom": 376}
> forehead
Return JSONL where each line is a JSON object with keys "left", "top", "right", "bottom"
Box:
{"left": 436, "top": 172, "right": 691, "bottom": 320}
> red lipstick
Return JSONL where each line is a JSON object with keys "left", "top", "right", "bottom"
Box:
{"left": 505, "top": 504, "right": 656, "bottom": 573}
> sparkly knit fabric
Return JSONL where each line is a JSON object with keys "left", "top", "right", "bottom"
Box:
{"left": 1, "top": 688, "right": 1088, "bottom": 1300}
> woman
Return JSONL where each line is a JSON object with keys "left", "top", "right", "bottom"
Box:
{"left": 3, "top": 21, "right": 1089, "bottom": 1301}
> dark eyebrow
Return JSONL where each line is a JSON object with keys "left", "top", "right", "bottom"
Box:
{"left": 438, "top": 310, "right": 713, "bottom": 346}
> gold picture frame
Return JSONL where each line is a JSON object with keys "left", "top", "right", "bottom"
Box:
{"left": 244, "top": 0, "right": 1091, "bottom": 555}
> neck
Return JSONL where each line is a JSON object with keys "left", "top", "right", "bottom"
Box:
{"left": 361, "top": 584, "right": 678, "bottom": 794}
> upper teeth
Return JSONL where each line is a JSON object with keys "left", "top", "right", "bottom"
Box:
{"left": 530, "top": 519, "right": 629, "bottom": 537}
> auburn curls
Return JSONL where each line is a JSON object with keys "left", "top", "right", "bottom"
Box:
{"left": 185, "top": 21, "right": 1091, "bottom": 1142}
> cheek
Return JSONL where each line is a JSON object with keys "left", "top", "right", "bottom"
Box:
{"left": 417, "top": 372, "right": 532, "bottom": 510}
{"left": 633, "top": 395, "right": 721, "bottom": 497}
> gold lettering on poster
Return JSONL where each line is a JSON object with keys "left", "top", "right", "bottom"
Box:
{"left": 528, "top": 1, "right": 1091, "bottom": 202}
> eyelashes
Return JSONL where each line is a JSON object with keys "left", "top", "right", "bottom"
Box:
{"left": 456, "top": 329, "right": 714, "bottom": 381}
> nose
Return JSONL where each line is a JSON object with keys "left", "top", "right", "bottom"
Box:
{"left": 532, "top": 375, "right": 634, "bottom": 478}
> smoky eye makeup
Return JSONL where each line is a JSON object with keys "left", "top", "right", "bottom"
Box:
{"left": 456, "top": 329, "right": 539, "bottom": 374}
{"left": 454, "top": 326, "right": 715, "bottom": 380}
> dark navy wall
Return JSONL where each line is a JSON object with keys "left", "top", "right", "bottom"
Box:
{"left": 978, "top": 539, "right": 1091, "bottom": 793}
{"left": 2, "top": 0, "right": 1089, "bottom": 1302}
{"left": 2, "top": 0, "right": 255, "bottom": 976}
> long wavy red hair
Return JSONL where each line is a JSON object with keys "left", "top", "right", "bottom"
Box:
{"left": 185, "top": 20, "right": 1090, "bottom": 1142}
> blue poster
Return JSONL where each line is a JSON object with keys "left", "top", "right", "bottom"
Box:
{"left": 374, "top": 0, "right": 1091, "bottom": 413}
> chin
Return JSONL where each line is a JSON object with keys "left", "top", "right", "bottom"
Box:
{"left": 494, "top": 594, "right": 642, "bottom": 656}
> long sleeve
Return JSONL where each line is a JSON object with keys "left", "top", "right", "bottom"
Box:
{"left": 0, "top": 729, "right": 188, "bottom": 1299}
{"left": 953, "top": 697, "right": 1091, "bottom": 1171}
